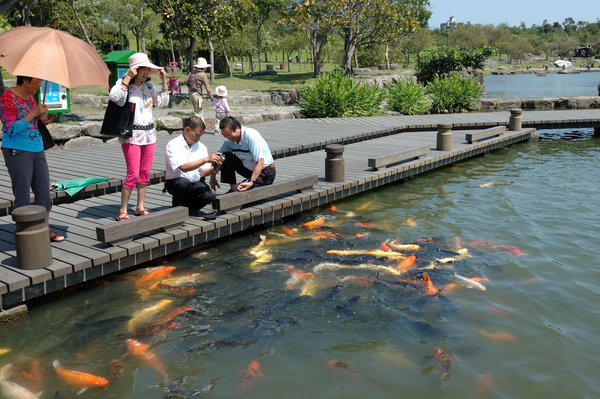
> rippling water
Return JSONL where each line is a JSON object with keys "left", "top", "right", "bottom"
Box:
{"left": 1, "top": 128, "right": 600, "bottom": 398}
{"left": 483, "top": 72, "right": 600, "bottom": 99}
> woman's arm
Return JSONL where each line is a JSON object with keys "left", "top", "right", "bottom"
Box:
{"left": 109, "top": 79, "right": 128, "bottom": 106}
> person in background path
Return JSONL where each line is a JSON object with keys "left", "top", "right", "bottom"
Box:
{"left": 164, "top": 116, "right": 222, "bottom": 214}
{"left": 0, "top": 76, "right": 64, "bottom": 242}
{"left": 211, "top": 85, "right": 231, "bottom": 135}
{"left": 183, "top": 57, "right": 213, "bottom": 122}
{"left": 212, "top": 116, "right": 275, "bottom": 193}
{"left": 109, "top": 52, "right": 169, "bottom": 221}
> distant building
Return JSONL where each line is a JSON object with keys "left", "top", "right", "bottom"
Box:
{"left": 440, "top": 16, "right": 467, "bottom": 30}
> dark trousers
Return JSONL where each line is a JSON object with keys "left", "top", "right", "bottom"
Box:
{"left": 220, "top": 152, "right": 276, "bottom": 192}
{"left": 2, "top": 148, "right": 51, "bottom": 212}
{"left": 165, "top": 177, "right": 216, "bottom": 212}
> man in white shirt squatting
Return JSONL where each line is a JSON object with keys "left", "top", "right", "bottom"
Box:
{"left": 164, "top": 116, "right": 223, "bottom": 213}
{"left": 213, "top": 116, "right": 276, "bottom": 192}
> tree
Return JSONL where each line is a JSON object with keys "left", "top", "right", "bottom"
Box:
{"left": 325, "top": 0, "right": 430, "bottom": 74}
{"left": 251, "top": 0, "right": 285, "bottom": 71}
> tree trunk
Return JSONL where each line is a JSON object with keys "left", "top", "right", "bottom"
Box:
{"left": 249, "top": 54, "right": 254, "bottom": 72}
{"left": 256, "top": 26, "right": 262, "bottom": 71}
{"left": 169, "top": 37, "right": 176, "bottom": 64}
{"left": 221, "top": 39, "right": 233, "bottom": 78}
{"left": 140, "top": 0, "right": 146, "bottom": 53}
{"left": 385, "top": 43, "right": 390, "bottom": 70}
{"left": 208, "top": 37, "right": 215, "bottom": 84}
{"left": 185, "top": 37, "right": 197, "bottom": 74}
{"left": 70, "top": 0, "right": 95, "bottom": 50}
{"left": 0, "top": 0, "right": 19, "bottom": 14}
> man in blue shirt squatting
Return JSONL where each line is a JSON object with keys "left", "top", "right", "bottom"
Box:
{"left": 211, "top": 116, "right": 275, "bottom": 192}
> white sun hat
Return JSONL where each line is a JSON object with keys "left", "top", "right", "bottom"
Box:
{"left": 215, "top": 85, "right": 228, "bottom": 97}
{"left": 194, "top": 57, "right": 211, "bottom": 69}
{"left": 128, "top": 53, "right": 161, "bottom": 74}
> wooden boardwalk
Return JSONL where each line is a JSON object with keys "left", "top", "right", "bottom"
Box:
{"left": 0, "top": 108, "right": 596, "bottom": 310}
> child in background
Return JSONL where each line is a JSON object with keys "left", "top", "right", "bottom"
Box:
{"left": 211, "top": 85, "right": 231, "bottom": 135}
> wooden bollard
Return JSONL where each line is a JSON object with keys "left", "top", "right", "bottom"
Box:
{"left": 11, "top": 205, "right": 52, "bottom": 269}
{"left": 325, "top": 144, "right": 345, "bottom": 182}
{"left": 509, "top": 108, "right": 523, "bottom": 131}
{"left": 436, "top": 124, "right": 452, "bottom": 151}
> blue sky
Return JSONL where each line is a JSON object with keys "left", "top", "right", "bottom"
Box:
{"left": 428, "top": 0, "right": 599, "bottom": 28}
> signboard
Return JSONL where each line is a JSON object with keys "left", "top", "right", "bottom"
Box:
{"left": 36, "top": 80, "right": 70, "bottom": 113}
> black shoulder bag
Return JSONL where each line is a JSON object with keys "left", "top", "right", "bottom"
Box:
{"left": 38, "top": 119, "right": 56, "bottom": 150}
{"left": 100, "top": 89, "right": 136, "bottom": 137}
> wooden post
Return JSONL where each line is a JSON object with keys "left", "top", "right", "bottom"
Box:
{"left": 11, "top": 205, "right": 53, "bottom": 269}
{"left": 436, "top": 124, "right": 452, "bottom": 151}
{"left": 509, "top": 108, "right": 523, "bottom": 131}
{"left": 325, "top": 144, "right": 345, "bottom": 182}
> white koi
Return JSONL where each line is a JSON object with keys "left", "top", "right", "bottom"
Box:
{"left": 454, "top": 273, "right": 487, "bottom": 291}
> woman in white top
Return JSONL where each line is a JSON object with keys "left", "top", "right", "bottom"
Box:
{"left": 109, "top": 53, "right": 169, "bottom": 220}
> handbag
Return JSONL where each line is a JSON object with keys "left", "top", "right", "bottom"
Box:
{"left": 38, "top": 118, "right": 56, "bottom": 150}
{"left": 100, "top": 90, "right": 136, "bottom": 137}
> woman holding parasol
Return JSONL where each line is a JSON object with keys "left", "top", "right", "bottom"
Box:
{"left": 0, "top": 76, "right": 64, "bottom": 241}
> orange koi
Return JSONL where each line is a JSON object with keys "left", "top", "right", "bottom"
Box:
{"left": 496, "top": 245, "right": 523, "bottom": 256}
{"left": 126, "top": 339, "right": 166, "bottom": 376}
{"left": 329, "top": 204, "right": 337, "bottom": 211}
{"left": 281, "top": 227, "right": 294, "bottom": 236}
{"left": 53, "top": 360, "right": 108, "bottom": 392}
{"left": 327, "top": 360, "right": 367, "bottom": 381}
{"left": 237, "top": 360, "right": 264, "bottom": 392}
{"left": 484, "top": 305, "right": 511, "bottom": 316}
{"left": 109, "top": 359, "right": 124, "bottom": 381}
{"left": 354, "top": 222, "right": 376, "bottom": 228}
{"left": 476, "top": 374, "right": 495, "bottom": 395}
{"left": 381, "top": 242, "right": 392, "bottom": 252}
{"left": 433, "top": 347, "right": 455, "bottom": 382}
{"left": 156, "top": 306, "right": 193, "bottom": 324}
{"left": 471, "top": 327, "right": 515, "bottom": 342}
{"left": 416, "top": 238, "right": 434, "bottom": 243}
{"left": 169, "top": 286, "right": 196, "bottom": 295}
{"left": 134, "top": 266, "right": 176, "bottom": 288}
{"left": 285, "top": 266, "right": 312, "bottom": 279}
{"left": 355, "top": 233, "right": 366, "bottom": 238}
{"left": 312, "top": 231, "right": 343, "bottom": 239}
{"left": 302, "top": 217, "right": 325, "bottom": 229}
{"left": 396, "top": 255, "right": 416, "bottom": 270}
{"left": 422, "top": 272, "right": 438, "bottom": 295}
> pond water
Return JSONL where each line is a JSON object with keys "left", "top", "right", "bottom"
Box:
{"left": 483, "top": 71, "right": 600, "bottom": 99}
{"left": 2, "top": 128, "right": 600, "bottom": 398}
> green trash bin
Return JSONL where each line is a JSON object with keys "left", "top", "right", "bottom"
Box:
{"left": 103, "top": 50, "right": 136, "bottom": 89}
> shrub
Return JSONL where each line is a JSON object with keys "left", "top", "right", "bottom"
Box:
{"left": 298, "top": 70, "right": 385, "bottom": 118}
{"left": 426, "top": 74, "right": 483, "bottom": 113}
{"left": 386, "top": 78, "right": 431, "bottom": 115}
{"left": 416, "top": 45, "right": 497, "bottom": 83}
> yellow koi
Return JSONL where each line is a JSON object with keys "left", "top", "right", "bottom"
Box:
{"left": 127, "top": 299, "right": 173, "bottom": 332}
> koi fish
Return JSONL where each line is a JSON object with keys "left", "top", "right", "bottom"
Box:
{"left": 355, "top": 233, "right": 366, "bottom": 238}
{"left": 402, "top": 217, "right": 417, "bottom": 228}
{"left": 484, "top": 305, "right": 511, "bottom": 316}
{"left": 476, "top": 374, "right": 495, "bottom": 395}
{"left": 470, "top": 327, "right": 515, "bottom": 342}
{"left": 341, "top": 275, "right": 373, "bottom": 286}
{"left": 9, "top": 358, "right": 41, "bottom": 392}
{"left": 302, "top": 217, "right": 325, "bottom": 229}
{"left": 327, "top": 360, "right": 367, "bottom": 381}
{"left": 312, "top": 231, "right": 343, "bottom": 239}
{"left": 433, "top": 347, "right": 455, "bottom": 382}
{"left": 386, "top": 241, "right": 420, "bottom": 251}
{"left": 129, "top": 320, "right": 180, "bottom": 336}
{"left": 356, "top": 200, "right": 375, "bottom": 211}
{"left": 480, "top": 182, "right": 494, "bottom": 188}
{"left": 134, "top": 266, "right": 176, "bottom": 288}
{"left": 0, "top": 349, "right": 9, "bottom": 356}
{"left": 53, "top": 360, "right": 108, "bottom": 394}
{"left": 155, "top": 306, "right": 193, "bottom": 324}
{"left": 422, "top": 272, "right": 439, "bottom": 295}
{"left": 126, "top": 339, "right": 166, "bottom": 376}
{"left": 329, "top": 204, "right": 337, "bottom": 212}
{"left": 237, "top": 360, "right": 264, "bottom": 392}
{"left": 496, "top": 245, "right": 523, "bottom": 256}
{"left": 285, "top": 266, "right": 312, "bottom": 279}
{"left": 380, "top": 242, "right": 392, "bottom": 252}
{"left": 0, "top": 364, "right": 42, "bottom": 399}
{"left": 314, "top": 262, "right": 404, "bottom": 276}
{"left": 162, "top": 273, "right": 215, "bottom": 287}
{"left": 127, "top": 299, "right": 173, "bottom": 332}
{"left": 109, "top": 359, "right": 124, "bottom": 381}
{"left": 327, "top": 249, "right": 405, "bottom": 258}
{"left": 453, "top": 273, "right": 487, "bottom": 291}
{"left": 281, "top": 227, "right": 295, "bottom": 236}
{"left": 354, "top": 222, "right": 376, "bottom": 228}
{"left": 396, "top": 255, "right": 416, "bottom": 270}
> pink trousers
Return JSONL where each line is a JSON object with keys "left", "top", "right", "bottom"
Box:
{"left": 121, "top": 143, "right": 155, "bottom": 189}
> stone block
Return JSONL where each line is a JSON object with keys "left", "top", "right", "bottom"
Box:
{"left": 47, "top": 123, "right": 82, "bottom": 140}
{"left": 71, "top": 94, "right": 101, "bottom": 108}
{"left": 158, "top": 116, "right": 183, "bottom": 130}
{"left": 81, "top": 123, "right": 104, "bottom": 138}
{"left": 62, "top": 136, "right": 103, "bottom": 150}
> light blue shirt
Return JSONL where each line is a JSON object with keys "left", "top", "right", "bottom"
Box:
{"left": 218, "top": 126, "right": 273, "bottom": 171}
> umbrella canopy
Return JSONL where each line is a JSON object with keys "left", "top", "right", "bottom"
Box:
{"left": 0, "top": 26, "right": 110, "bottom": 88}
{"left": 51, "top": 177, "right": 114, "bottom": 196}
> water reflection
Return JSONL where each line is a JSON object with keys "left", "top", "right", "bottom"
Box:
{"left": 484, "top": 72, "right": 600, "bottom": 99}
